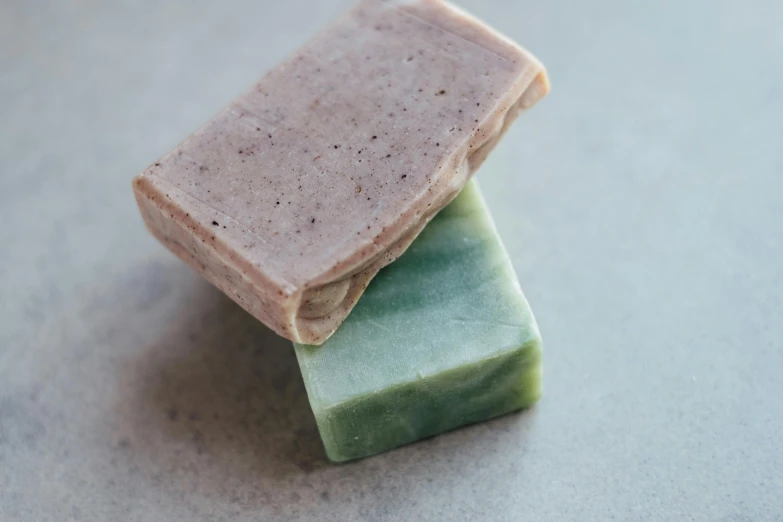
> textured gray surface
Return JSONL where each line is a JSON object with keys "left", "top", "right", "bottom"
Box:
{"left": 1, "top": 0, "right": 781, "bottom": 520}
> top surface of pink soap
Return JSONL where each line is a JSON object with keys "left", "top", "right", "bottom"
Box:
{"left": 143, "top": 0, "right": 542, "bottom": 289}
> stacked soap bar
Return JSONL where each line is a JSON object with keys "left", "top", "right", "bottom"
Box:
{"left": 132, "top": 0, "right": 548, "bottom": 345}
{"left": 295, "top": 180, "right": 542, "bottom": 462}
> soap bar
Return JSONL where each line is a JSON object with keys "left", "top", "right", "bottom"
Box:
{"left": 294, "top": 180, "right": 542, "bottom": 462}
{"left": 132, "top": 0, "right": 549, "bottom": 345}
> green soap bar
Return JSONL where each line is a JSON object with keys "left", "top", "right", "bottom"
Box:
{"left": 294, "top": 180, "right": 542, "bottom": 462}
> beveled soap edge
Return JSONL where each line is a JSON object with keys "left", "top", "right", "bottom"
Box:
{"left": 131, "top": 0, "right": 550, "bottom": 345}
{"left": 133, "top": 175, "right": 300, "bottom": 339}
{"left": 132, "top": 66, "right": 548, "bottom": 345}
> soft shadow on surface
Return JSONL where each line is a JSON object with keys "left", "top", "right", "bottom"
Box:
{"left": 99, "top": 258, "right": 539, "bottom": 516}
{"left": 116, "top": 260, "right": 328, "bottom": 487}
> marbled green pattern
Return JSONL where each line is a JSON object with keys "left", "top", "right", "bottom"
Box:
{"left": 294, "top": 180, "right": 542, "bottom": 462}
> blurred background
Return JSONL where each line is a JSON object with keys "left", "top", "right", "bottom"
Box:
{"left": 1, "top": 0, "right": 781, "bottom": 520}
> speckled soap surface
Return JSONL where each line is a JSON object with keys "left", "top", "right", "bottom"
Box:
{"left": 132, "top": 0, "right": 548, "bottom": 345}
{"left": 1, "top": 0, "right": 782, "bottom": 520}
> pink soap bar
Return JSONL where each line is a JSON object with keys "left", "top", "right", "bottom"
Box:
{"left": 132, "top": 0, "right": 549, "bottom": 344}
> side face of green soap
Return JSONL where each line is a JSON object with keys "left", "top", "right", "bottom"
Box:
{"left": 294, "top": 180, "right": 542, "bottom": 462}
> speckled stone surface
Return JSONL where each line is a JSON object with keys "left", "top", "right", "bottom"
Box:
{"left": 1, "top": 0, "right": 782, "bottom": 520}
{"left": 132, "top": 0, "right": 548, "bottom": 345}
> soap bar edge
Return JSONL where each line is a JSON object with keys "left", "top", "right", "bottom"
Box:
{"left": 307, "top": 337, "right": 543, "bottom": 462}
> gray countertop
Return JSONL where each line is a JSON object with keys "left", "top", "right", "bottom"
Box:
{"left": 1, "top": 1, "right": 781, "bottom": 520}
